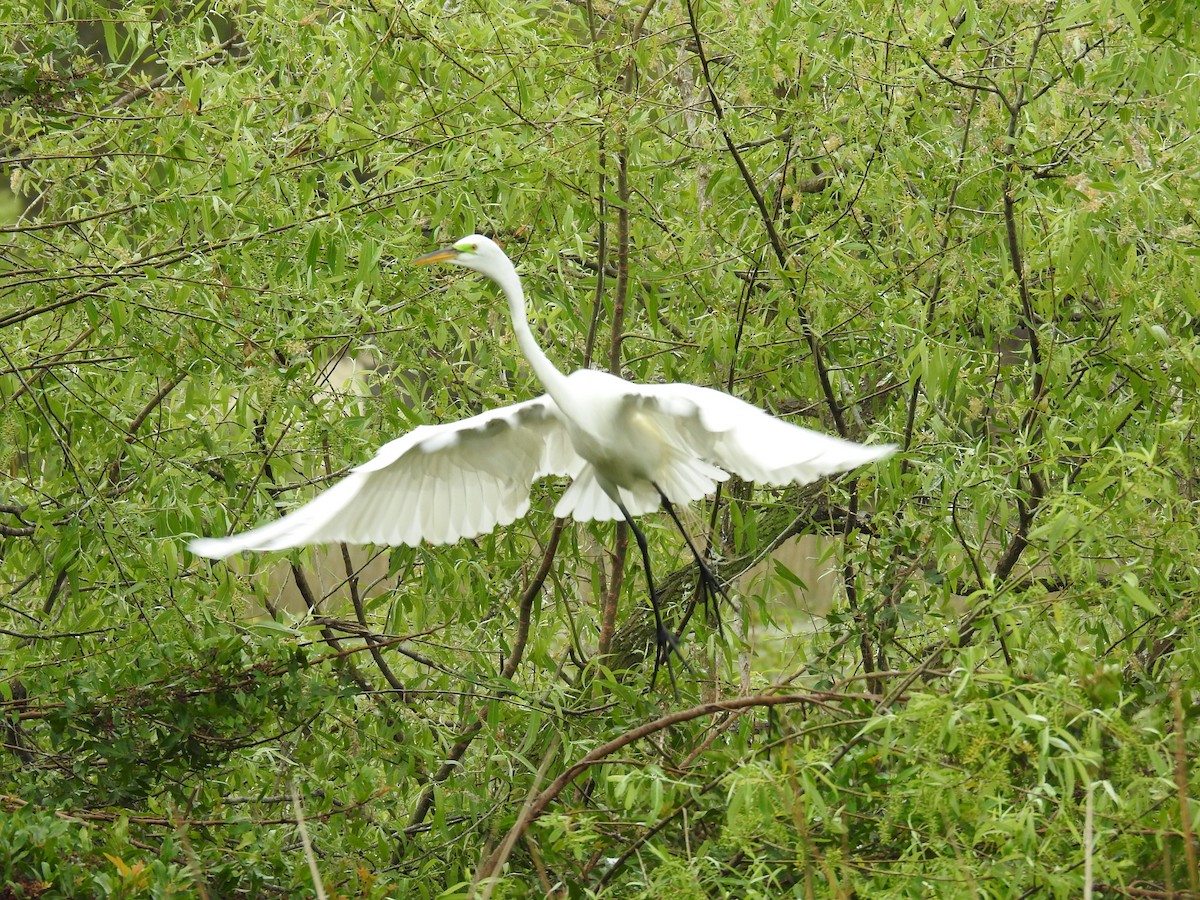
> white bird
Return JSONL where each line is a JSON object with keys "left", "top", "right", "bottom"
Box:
{"left": 190, "top": 235, "right": 895, "bottom": 686}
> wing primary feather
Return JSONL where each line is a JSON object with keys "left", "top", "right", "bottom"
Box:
{"left": 190, "top": 397, "right": 582, "bottom": 556}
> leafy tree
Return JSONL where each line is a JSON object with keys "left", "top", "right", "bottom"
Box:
{"left": 1, "top": 0, "right": 1198, "bottom": 896}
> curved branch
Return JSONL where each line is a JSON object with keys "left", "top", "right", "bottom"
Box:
{"left": 475, "top": 690, "right": 874, "bottom": 883}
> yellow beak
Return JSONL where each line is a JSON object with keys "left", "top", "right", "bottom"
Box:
{"left": 412, "top": 247, "right": 461, "bottom": 266}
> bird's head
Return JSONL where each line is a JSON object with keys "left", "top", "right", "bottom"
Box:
{"left": 412, "top": 234, "right": 510, "bottom": 278}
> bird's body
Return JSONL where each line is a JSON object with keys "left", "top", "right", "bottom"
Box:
{"left": 190, "top": 234, "right": 894, "bottom": 683}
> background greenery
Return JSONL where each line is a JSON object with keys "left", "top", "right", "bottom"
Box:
{"left": 2, "top": 0, "right": 1199, "bottom": 896}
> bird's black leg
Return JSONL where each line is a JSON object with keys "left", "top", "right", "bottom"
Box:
{"left": 616, "top": 502, "right": 687, "bottom": 697}
{"left": 653, "top": 486, "right": 734, "bottom": 638}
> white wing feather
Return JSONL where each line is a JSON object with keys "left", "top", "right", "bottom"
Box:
{"left": 552, "top": 380, "right": 894, "bottom": 523}
{"left": 632, "top": 382, "right": 896, "bottom": 487}
{"left": 188, "top": 397, "right": 581, "bottom": 559}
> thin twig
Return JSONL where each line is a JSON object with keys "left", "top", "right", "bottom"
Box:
{"left": 473, "top": 733, "right": 562, "bottom": 896}
{"left": 1173, "top": 681, "right": 1199, "bottom": 895}
{"left": 107, "top": 35, "right": 240, "bottom": 109}
{"left": 683, "top": 0, "right": 845, "bottom": 436}
{"left": 291, "top": 780, "right": 328, "bottom": 900}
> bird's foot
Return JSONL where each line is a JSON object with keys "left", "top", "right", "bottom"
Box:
{"left": 649, "top": 622, "right": 691, "bottom": 700}
{"left": 693, "top": 556, "right": 733, "bottom": 640}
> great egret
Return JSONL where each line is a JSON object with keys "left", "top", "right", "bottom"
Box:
{"left": 190, "top": 235, "right": 895, "bottom": 685}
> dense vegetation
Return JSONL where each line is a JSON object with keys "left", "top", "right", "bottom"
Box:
{"left": 2, "top": 0, "right": 1199, "bottom": 896}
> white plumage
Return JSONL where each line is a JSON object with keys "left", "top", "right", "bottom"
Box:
{"left": 190, "top": 398, "right": 576, "bottom": 557}
{"left": 189, "top": 235, "right": 894, "bottom": 680}
{"left": 191, "top": 235, "right": 893, "bottom": 558}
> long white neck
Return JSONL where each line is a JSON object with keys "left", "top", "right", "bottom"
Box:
{"left": 491, "top": 259, "right": 573, "bottom": 406}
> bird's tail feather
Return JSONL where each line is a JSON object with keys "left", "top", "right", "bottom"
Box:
{"left": 554, "top": 458, "right": 727, "bottom": 524}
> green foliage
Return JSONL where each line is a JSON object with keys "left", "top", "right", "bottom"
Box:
{"left": 2, "top": 0, "right": 1199, "bottom": 895}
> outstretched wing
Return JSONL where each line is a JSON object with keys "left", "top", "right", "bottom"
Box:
{"left": 633, "top": 382, "right": 896, "bottom": 486}
{"left": 189, "top": 397, "right": 581, "bottom": 558}
{"left": 553, "top": 378, "right": 895, "bottom": 522}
